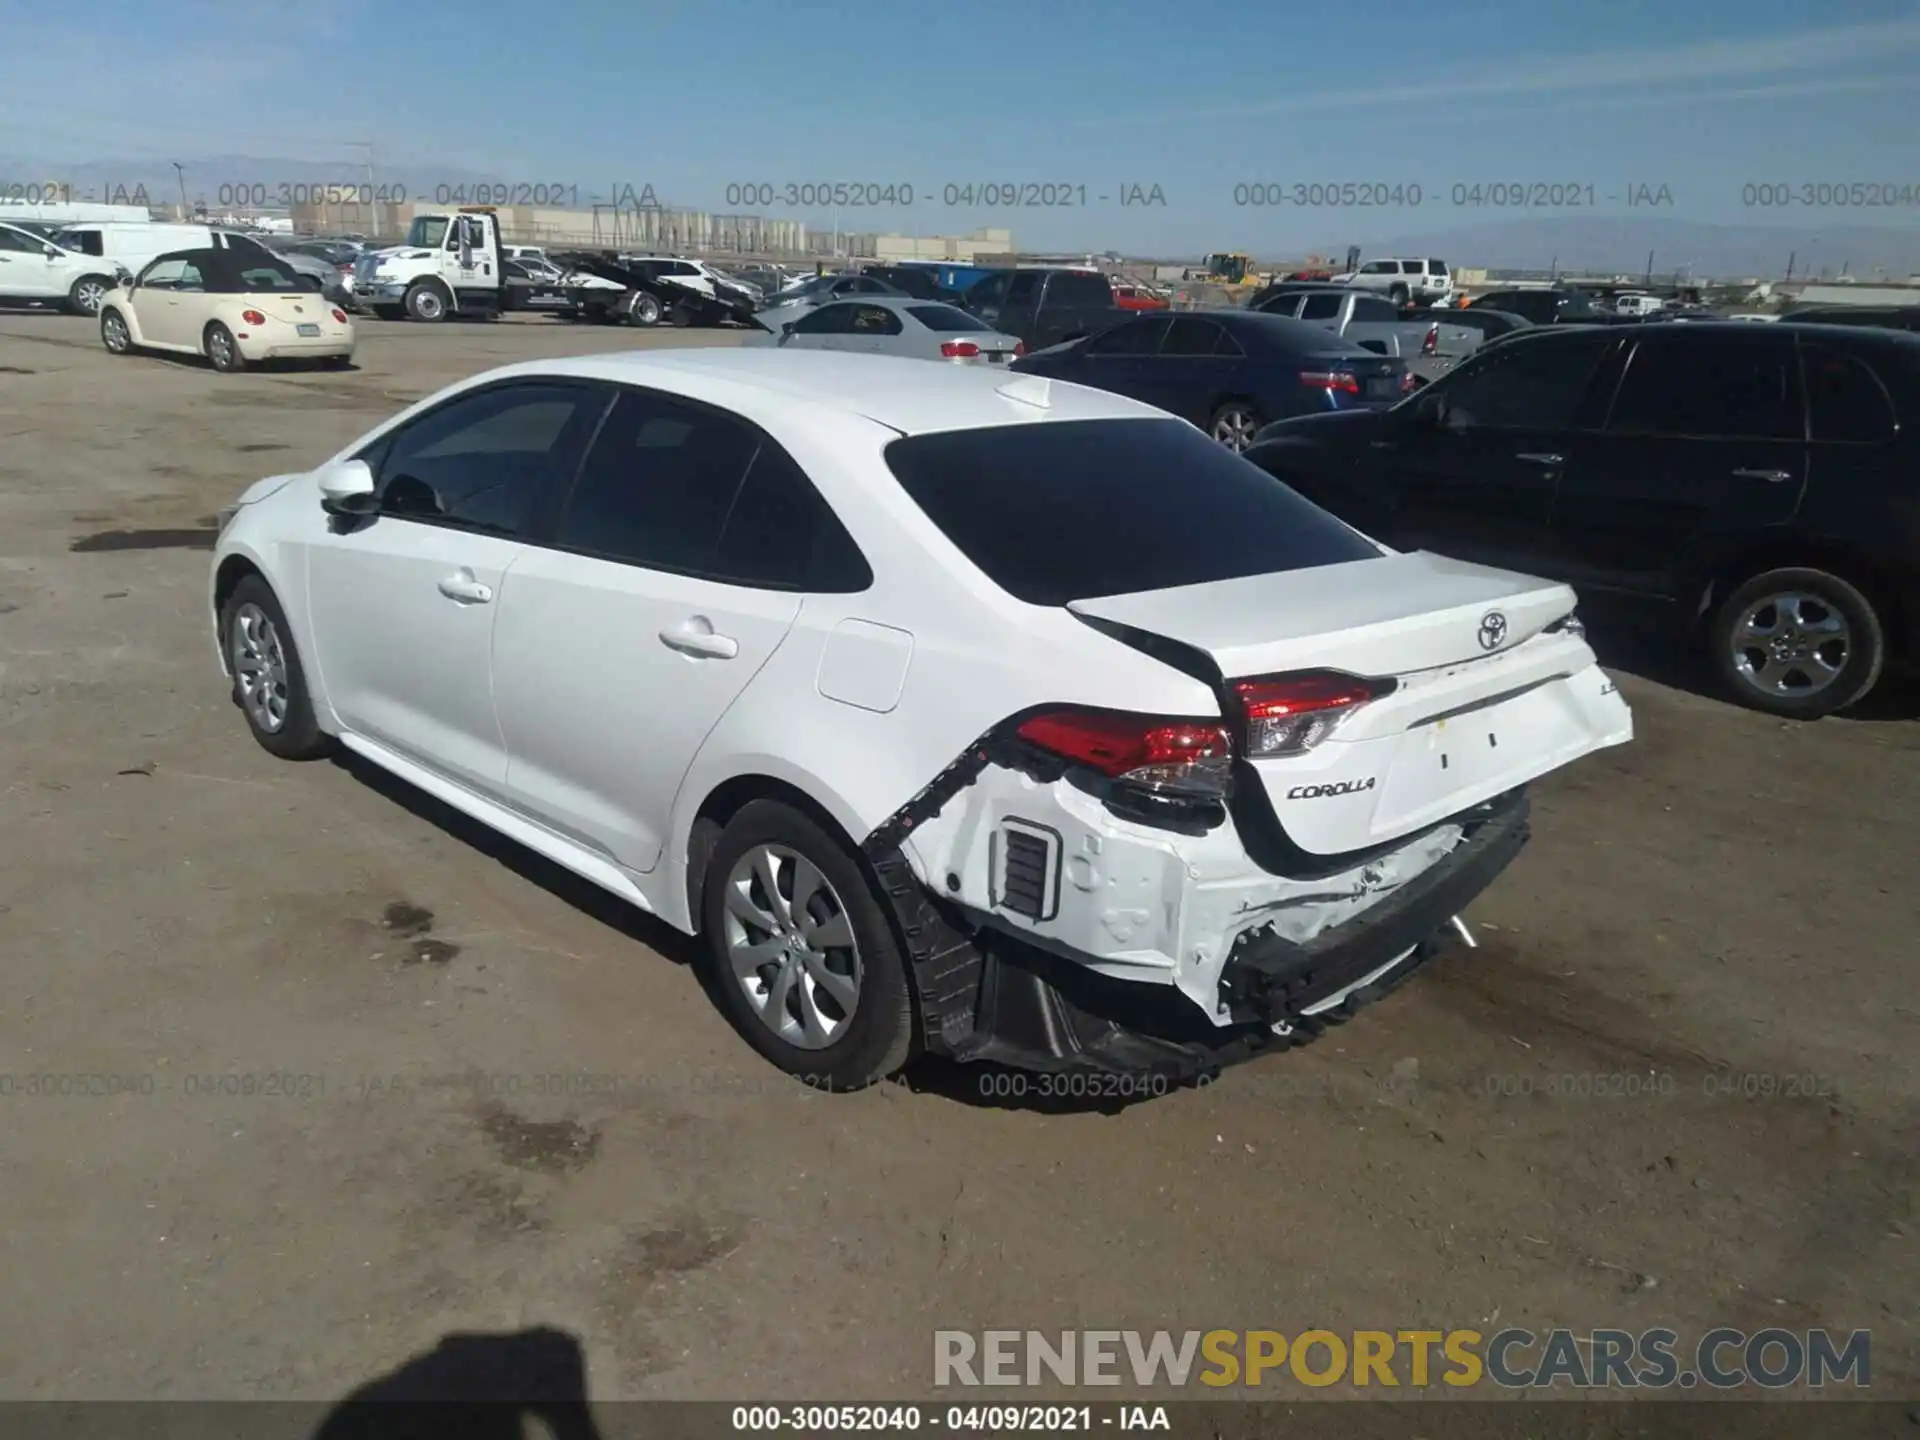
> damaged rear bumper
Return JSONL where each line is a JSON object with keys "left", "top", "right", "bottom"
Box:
{"left": 877, "top": 790, "right": 1528, "bottom": 1081}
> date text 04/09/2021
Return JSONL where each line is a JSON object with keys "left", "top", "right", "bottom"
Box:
{"left": 729, "top": 1404, "right": 1172, "bottom": 1431}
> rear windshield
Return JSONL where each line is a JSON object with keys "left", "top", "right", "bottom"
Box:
{"left": 883, "top": 418, "right": 1380, "bottom": 606}
{"left": 906, "top": 304, "right": 988, "bottom": 332}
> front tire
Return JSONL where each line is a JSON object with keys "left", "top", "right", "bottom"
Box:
{"left": 1210, "top": 400, "right": 1262, "bottom": 453}
{"left": 404, "top": 282, "right": 448, "bottom": 322}
{"left": 100, "top": 307, "right": 134, "bottom": 355}
{"left": 220, "top": 575, "right": 330, "bottom": 759}
{"left": 69, "top": 275, "right": 113, "bottom": 316}
{"left": 1708, "top": 566, "right": 1886, "bottom": 719}
{"left": 699, "top": 800, "right": 916, "bottom": 1089}
{"left": 205, "top": 322, "right": 246, "bottom": 373}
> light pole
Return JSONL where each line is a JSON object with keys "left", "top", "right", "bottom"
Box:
{"left": 347, "top": 142, "right": 377, "bottom": 237}
{"left": 172, "top": 162, "right": 187, "bottom": 220}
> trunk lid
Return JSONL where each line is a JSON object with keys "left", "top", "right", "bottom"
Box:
{"left": 1069, "top": 551, "right": 1632, "bottom": 854}
{"left": 250, "top": 293, "right": 335, "bottom": 326}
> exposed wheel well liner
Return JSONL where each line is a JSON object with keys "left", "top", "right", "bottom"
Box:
{"left": 685, "top": 775, "right": 868, "bottom": 933}
{"left": 213, "top": 554, "right": 264, "bottom": 621}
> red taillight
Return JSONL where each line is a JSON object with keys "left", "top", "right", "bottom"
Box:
{"left": 1421, "top": 323, "right": 1438, "bottom": 355}
{"left": 1015, "top": 710, "right": 1233, "bottom": 798}
{"left": 331, "top": 308, "right": 348, "bottom": 323}
{"left": 1401, "top": 370, "right": 1418, "bottom": 394}
{"left": 941, "top": 340, "right": 981, "bottom": 358}
{"left": 1232, "top": 673, "right": 1376, "bottom": 756}
{"left": 1013, "top": 339, "right": 1026, "bottom": 357}
{"left": 241, "top": 309, "right": 266, "bottom": 326}
{"left": 1300, "top": 370, "right": 1360, "bottom": 394}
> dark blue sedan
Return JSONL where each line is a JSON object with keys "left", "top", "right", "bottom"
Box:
{"left": 1011, "top": 309, "right": 1411, "bottom": 451}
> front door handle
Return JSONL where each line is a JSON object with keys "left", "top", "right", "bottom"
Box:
{"left": 1514, "top": 452, "right": 1564, "bottom": 466}
{"left": 659, "top": 623, "right": 738, "bottom": 659}
{"left": 1732, "top": 467, "right": 1793, "bottom": 483}
{"left": 436, "top": 570, "right": 493, "bottom": 604}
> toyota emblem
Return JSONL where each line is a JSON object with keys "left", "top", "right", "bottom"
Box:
{"left": 1477, "top": 611, "right": 1509, "bottom": 650}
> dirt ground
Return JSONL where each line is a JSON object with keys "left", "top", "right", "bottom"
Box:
{"left": 0, "top": 309, "right": 1913, "bottom": 1407}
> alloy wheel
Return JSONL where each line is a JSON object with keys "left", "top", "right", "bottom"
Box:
{"left": 721, "top": 843, "right": 862, "bottom": 1050}
{"left": 1728, "top": 591, "right": 1851, "bottom": 699}
{"left": 1213, "top": 408, "right": 1258, "bottom": 452}
{"left": 230, "top": 602, "right": 290, "bottom": 733}
{"left": 207, "top": 328, "right": 236, "bottom": 369}
{"left": 75, "top": 280, "right": 108, "bottom": 315}
{"left": 102, "top": 312, "right": 129, "bottom": 352}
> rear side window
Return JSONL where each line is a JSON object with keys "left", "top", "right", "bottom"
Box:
{"left": 1160, "top": 317, "right": 1224, "bottom": 356}
{"left": 1298, "top": 293, "right": 1341, "bottom": 320}
{"left": 883, "top": 419, "right": 1380, "bottom": 606}
{"left": 556, "top": 390, "right": 759, "bottom": 571}
{"left": 1082, "top": 318, "right": 1167, "bottom": 355}
{"left": 1006, "top": 272, "right": 1041, "bottom": 303}
{"left": 1608, "top": 340, "right": 1799, "bottom": 440}
{"left": 1048, "top": 272, "right": 1111, "bottom": 305}
{"left": 907, "top": 304, "right": 988, "bottom": 333}
{"left": 713, "top": 446, "right": 872, "bottom": 592}
{"left": 1427, "top": 260, "right": 1449, "bottom": 275}
{"left": 1802, "top": 345, "right": 1897, "bottom": 443}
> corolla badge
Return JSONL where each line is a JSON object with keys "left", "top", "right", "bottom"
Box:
{"left": 1477, "top": 611, "right": 1509, "bottom": 651}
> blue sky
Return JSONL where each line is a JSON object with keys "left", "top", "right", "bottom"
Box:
{"left": 3, "top": 0, "right": 1918, "bottom": 256}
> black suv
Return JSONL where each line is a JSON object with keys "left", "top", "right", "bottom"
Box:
{"left": 1468, "top": 288, "right": 1632, "bottom": 326}
{"left": 1243, "top": 321, "right": 1920, "bottom": 718}
{"left": 959, "top": 268, "right": 1123, "bottom": 351}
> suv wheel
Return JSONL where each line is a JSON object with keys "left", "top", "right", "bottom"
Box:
{"left": 1388, "top": 283, "right": 1410, "bottom": 306}
{"left": 69, "top": 275, "right": 113, "bottom": 316}
{"left": 1708, "top": 567, "right": 1886, "bottom": 719}
{"left": 1210, "top": 401, "right": 1262, "bottom": 452}
{"left": 699, "top": 800, "right": 916, "bottom": 1089}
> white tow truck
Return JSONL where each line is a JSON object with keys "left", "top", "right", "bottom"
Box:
{"left": 348, "top": 206, "right": 514, "bottom": 321}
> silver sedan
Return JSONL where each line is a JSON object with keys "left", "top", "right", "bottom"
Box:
{"left": 758, "top": 296, "right": 1024, "bottom": 364}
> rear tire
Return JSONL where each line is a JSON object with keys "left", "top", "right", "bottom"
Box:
{"left": 220, "top": 575, "right": 330, "bottom": 760}
{"left": 1708, "top": 566, "right": 1885, "bottom": 719}
{"left": 1209, "top": 400, "right": 1262, "bottom": 452}
{"left": 699, "top": 800, "right": 916, "bottom": 1090}
{"left": 1388, "top": 283, "right": 1410, "bottom": 306}
{"left": 204, "top": 322, "right": 245, "bottom": 373}
{"left": 627, "top": 292, "right": 662, "bottom": 326}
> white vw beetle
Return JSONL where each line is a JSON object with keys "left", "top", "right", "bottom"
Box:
{"left": 98, "top": 246, "right": 355, "bottom": 372}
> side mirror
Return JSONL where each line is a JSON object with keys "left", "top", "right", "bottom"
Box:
{"left": 319, "top": 459, "right": 377, "bottom": 515}
{"left": 44, "top": 245, "right": 60, "bottom": 260}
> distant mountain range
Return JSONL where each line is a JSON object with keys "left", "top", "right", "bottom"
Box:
{"left": 1368, "top": 215, "right": 1920, "bottom": 282}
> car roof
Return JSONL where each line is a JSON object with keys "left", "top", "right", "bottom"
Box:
{"left": 809, "top": 294, "right": 961, "bottom": 310}
{"left": 469, "top": 350, "right": 1165, "bottom": 436}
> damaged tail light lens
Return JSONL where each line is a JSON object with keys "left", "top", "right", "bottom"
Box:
{"left": 1015, "top": 710, "right": 1234, "bottom": 798}
{"left": 1233, "top": 672, "right": 1376, "bottom": 756}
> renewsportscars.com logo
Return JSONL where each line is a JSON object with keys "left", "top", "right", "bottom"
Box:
{"left": 933, "top": 1328, "right": 1871, "bottom": 1391}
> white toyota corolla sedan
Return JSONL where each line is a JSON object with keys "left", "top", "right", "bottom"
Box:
{"left": 210, "top": 350, "right": 1632, "bottom": 1089}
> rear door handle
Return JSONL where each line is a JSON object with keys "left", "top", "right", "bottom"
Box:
{"left": 659, "top": 623, "right": 739, "bottom": 659}
{"left": 1514, "top": 452, "right": 1563, "bottom": 466}
{"left": 1732, "top": 467, "right": 1793, "bottom": 483}
{"left": 436, "top": 570, "right": 493, "bottom": 604}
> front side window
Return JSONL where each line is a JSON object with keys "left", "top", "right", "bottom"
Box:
{"left": 1351, "top": 297, "right": 1400, "bottom": 323}
{"left": 791, "top": 304, "right": 856, "bottom": 335}
{"left": 1298, "top": 293, "right": 1341, "bottom": 321}
{"left": 369, "top": 383, "right": 597, "bottom": 537}
{"left": 1607, "top": 340, "right": 1799, "bottom": 440}
{"left": 1433, "top": 337, "right": 1609, "bottom": 430}
{"left": 138, "top": 258, "right": 189, "bottom": 289}
{"left": 0, "top": 226, "right": 39, "bottom": 254}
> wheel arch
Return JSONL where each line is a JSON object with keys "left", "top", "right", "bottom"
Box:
{"left": 678, "top": 768, "right": 876, "bottom": 937}
{"left": 1687, "top": 532, "right": 1910, "bottom": 657}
